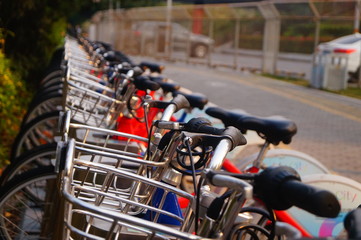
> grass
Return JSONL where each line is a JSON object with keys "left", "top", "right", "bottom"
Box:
{"left": 329, "top": 87, "right": 361, "bottom": 100}
{"left": 262, "top": 73, "right": 361, "bottom": 100}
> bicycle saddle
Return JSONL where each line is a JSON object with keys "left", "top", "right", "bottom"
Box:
{"left": 173, "top": 91, "right": 208, "bottom": 110}
{"left": 103, "top": 51, "right": 134, "bottom": 64}
{"left": 139, "top": 61, "right": 164, "bottom": 73}
{"left": 206, "top": 107, "right": 297, "bottom": 145}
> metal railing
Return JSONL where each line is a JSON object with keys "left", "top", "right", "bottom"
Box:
{"left": 87, "top": 0, "right": 360, "bottom": 81}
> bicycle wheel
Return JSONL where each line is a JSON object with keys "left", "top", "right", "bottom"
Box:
{"left": 39, "top": 71, "right": 63, "bottom": 87}
{"left": 0, "top": 166, "right": 58, "bottom": 240}
{"left": 0, "top": 143, "right": 57, "bottom": 186}
{"left": 21, "top": 93, "right": 63, "bottom": 126}
{"left": 26, "top": 88, "right": 63, "bottom": 110}
{"left": 11, "top": 111, "right": 60, "bottom": 161}
{"left": 36, "top": 81, "right": 63, "bottom": 97}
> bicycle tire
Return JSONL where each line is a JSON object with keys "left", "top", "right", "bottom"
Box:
{"left": 0, "top": 165, "right": 58, "bottom": 240}
{"left": 0, "top": 143, "right": 57, "bottom": 186}
{"left": 40, "top": 76, "right": 64, "bottom": 90}
{"left": 22, "top": 93, "right": 63, "bottom": 126}
{"left": 11, "top": 111, "right": 60, "bottom": 161}
{"left": 36, "top": 81, "right": 63, "bottom": 96}
{"left": 39, "top": 70, "right": 63, "bottom": 87}
{"left": 26, "top": 89, "right": 63, "bottom": 111}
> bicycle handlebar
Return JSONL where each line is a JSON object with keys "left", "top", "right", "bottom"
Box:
{"left": 344, "top": 207, "right": 361, "bottom": 239}
{"left": 154, "top": 117, "right": 247, "bottom": 150}
{"left": 184, "top": 118, "right": 224, "bottom": 135}
{"left": 203, "top": 169, "right": 252, "bottom": 198}
{"left": 170, "top": 94, "right": 191, "bottom": 113}
{"left": 254, "top": 166, "right": 340, "bottom": 218}
{"left": 203, "top": 167, "right": 340, "bottom": 218}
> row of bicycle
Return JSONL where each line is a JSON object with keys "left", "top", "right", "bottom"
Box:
{"left": 0, "top": 32, "right": 360, "bottom": 239}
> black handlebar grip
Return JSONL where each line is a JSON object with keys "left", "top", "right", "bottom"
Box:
{"left": 134, "top": 76, "right": 160, "bottom": 91}
{"left": 280, "top": 179, "right": 340, "bottom": 218}
{"left": 344, "top": 207, "right": 361, "bottom": 239}
{"left": 254, "top": 166, "right": 340, "bottom": 218}
{"left": 222, "top": 126, "right": 247, "bottom": 149}
{"left": 132, "top": 66, "right": 144, "bottom": 77}
{"left": 170, "top": 94, "right": 190, "bottom": 112}
{"left": 184, "top": 117, "right": 224, "bottom": 135}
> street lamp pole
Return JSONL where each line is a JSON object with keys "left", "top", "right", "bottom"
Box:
{"left": 355, "top": 0, "right": 361, "bottom": 33}
{"left": 356, "top": 0, "right": 361, "bottom": 87}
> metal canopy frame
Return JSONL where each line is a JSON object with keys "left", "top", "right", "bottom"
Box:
{"left": 90, "top": 0, "right": 361, "bottom": 76}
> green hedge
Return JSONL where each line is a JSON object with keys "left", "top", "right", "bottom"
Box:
{"left": 0, "top": 0, "right": 82, "bottom": 168}
{"left": 0, "top": 51, "right": 31, "bottom": 166}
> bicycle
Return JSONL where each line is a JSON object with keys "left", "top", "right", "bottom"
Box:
{"left": 59, "top": 34, "right": 360, "bottom": 239}
{"left": 56, "top": 116, "right": 340, "bottom": 239}
{"left": 0, "top": 34, "right": 346, "bottom": 239}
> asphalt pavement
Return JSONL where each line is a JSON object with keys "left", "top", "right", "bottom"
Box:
{"left": 133, "top": 56, "right": 361, "bottom": 183}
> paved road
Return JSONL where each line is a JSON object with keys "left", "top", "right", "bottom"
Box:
{"left": 134, "top": 56, "right": 361, "bottom": 182}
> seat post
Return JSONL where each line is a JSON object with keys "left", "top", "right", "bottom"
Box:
{"left": 253, "top": 141, "right": 271, "bottom": 168}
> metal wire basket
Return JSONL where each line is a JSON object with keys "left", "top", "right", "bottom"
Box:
{"left": 64, "top": 70, "right": 126, "bottom": 129}
{"left": 60, "top": 138, "right": 205, "bottom": 240}
{"left": 64, "top": 122, "right": 162, "bottom": 176}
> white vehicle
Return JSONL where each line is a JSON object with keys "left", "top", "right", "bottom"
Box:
{"left": 316, "top": 33, "right": 361, "bottom": 80}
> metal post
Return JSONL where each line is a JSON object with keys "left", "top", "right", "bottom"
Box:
{"left": 354, "top": 0, "right": 361, "bottom": 33}
{"left": 234, "top": 18, "right": 240, "bottom": 70}
{"left": 356, "top": 0, "right": 361, "bottom": 87}
{"left": 208, "top": 19, "right": 214, "bottom": 67}
{"left": 309, "top": 0, "right": 320, "bottom": 53}
{"left": 165, "top": 0, "right": 172, "bottom": 59}
{"left": 358, "top": 40, "right": 361, "bottom": 87}
{"left": 205, "top": 7, "right": 213, "bottom": 67}
{"left": 258, "top": 3, "right": 280, "bottom": 75}
{"left": 309, "top": 0, "right": 322, "bottom": 86}
{"left": 108, "top": 0, "right": 114, "bottom": 45}
{"left": 186, "top": 23, "right": 191, "bottom": 63}
{"left": 313, "top": 19, "right": 320, "bottom": 64}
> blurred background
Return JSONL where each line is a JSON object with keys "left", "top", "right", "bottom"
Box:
{"left": 88, "top": 1, "right": 361, "bottom": 81}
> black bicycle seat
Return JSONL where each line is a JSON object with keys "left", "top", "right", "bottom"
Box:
{"left": 206, "top": 107, "right": 297, "bottom": 145}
